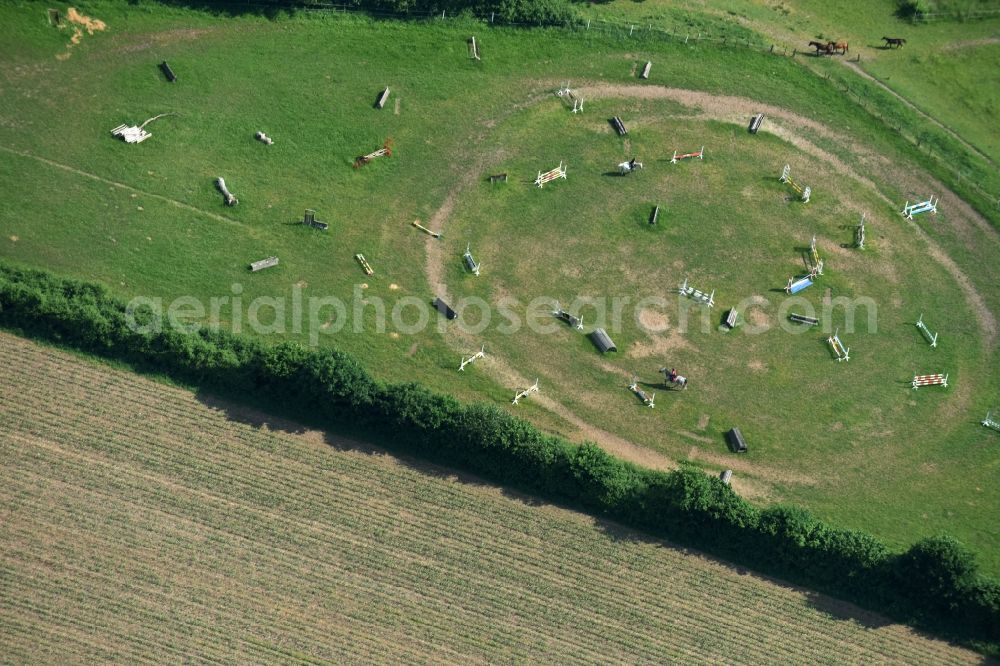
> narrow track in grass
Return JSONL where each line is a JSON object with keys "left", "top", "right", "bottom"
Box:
{"left": 0, "top": 144, "right": 253, "bottom": 231}
{"left": 0, "top": 331, "right": 985, "bottom": 664}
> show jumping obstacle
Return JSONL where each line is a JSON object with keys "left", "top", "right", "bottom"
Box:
{"left": 215, "top": 177, "right": 238, "bottom": 206}
{"left": 159, "top": 61, "right": 177, "bottom": 82}
{"left": 467, "top": 36, "right": 480, "bottom": 60}
{"left": 640, "top": 61, "right": 652, "bottom": 79}
{"left": 915, "top": 313, "right": 939, "bottom": 348}
{"left": 901, "top": 196, "right": 938, "bottom": 220}
{"left": 535, "top": 161, "right": 567, "bottom": 188}
{"left": 855, "top": 213, "right": 866, "bottom": 249}
{"left": 827, "top": 328, "right": 850, "bottom": 362}
{"left": 678, "top": 278, "right": 715, "bottom": 307}
{"left": 110, "top": 113, "right": 172, "bottom": 144}
{"left": 355, "top": 254, "right": 374, "bottom": 276}
{"left": 610, "top": 116, "right": 628, "bottom": 136}
{"left": 302, "top": 209, "right": 328, "bottom": 231}
{"left": 748, "top": 113, "right": 764, "bottom": 134}
{"left": 375, "top": 87, "right": 391, "bottom": 109}
{"left": 250, "top": 256, "right": 279, "bottom": 272}
{"left": 912, "top": 373, "right": 948, "bottom": 389}
{"left": 255, "top": 131, "right": 274, "bottom": 145}
{"left": 628, "top": 378, "right": 655, "bottom": 408}
{"left": 354, "top": 139, "right": 393, "bottom": 168}
{"left": 809, "top": 235, "right": 822, "bottom": 267}
{"left": 555, "top": 82, "right": 582, "bottom": 112}
{"left": 459, "top": 345, "right": 485, "bottom": 371}
{"left": 982, "top": 411, "right": 1000, "bottom": 432}
{"left": 552, "top": 301, "right": 584, "bottom": 330}
{"left": 724, "top": 308, "right": 739, "bottom": 329}
{"left": 671, "top": 146, "right": 704, "bottom": 164}
{"left": 512, "top": 379, "right": 540, "bottom": 405}
{"left": 786, "top": 276, "right": 813, "bottom": 295}
{"left": 789, "top": 313, "right": 819, "bottom": 326}
{"left": 463, "top": 243, "right": 480, "bottom": 276}
{"left": 780, "top": 164, "right": 811, "bottom": 203}
{"left": 412, "top": 220, "right": 441, "bottom": 238}
{"left": 649, "top": 206, "right": 660, "bottom": 225}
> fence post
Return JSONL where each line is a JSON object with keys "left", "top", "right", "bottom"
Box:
{"left": 587, "top": 19, "right": 590, "bottom": 30}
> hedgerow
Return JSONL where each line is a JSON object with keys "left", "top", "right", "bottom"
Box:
{"left": 0, "top": 261, "right": 996, "bottom": 649}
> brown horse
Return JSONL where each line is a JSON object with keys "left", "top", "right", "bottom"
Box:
{"left": 808, "top": 40, "right": 833, "bottom": 55}
{"left": 828, "top": 40, "right": 848, "bottom": 55}
{"left": 882, "top": 36, "right": 906, "bottom": 48}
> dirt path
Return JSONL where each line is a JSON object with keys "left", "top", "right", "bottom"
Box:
{"left": 0, "top": 144, "right": 253, "bottom": 231}
{"left": 420, "top": 81, "right": 999, "bottom": 481}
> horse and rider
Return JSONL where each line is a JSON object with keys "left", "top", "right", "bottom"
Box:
{"left": 659, "top": 367, "right": 688, "bottom": 390}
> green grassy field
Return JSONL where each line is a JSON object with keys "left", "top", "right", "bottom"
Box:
{"left": 0, "top": 332, "right": 987, "bottom": 664}
{"left": 0, "top": 1, "right": 998, "bottom": 573}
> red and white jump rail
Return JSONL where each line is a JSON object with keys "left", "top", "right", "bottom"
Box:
{"left": 912, "top": 373, "right": 948, "bottom": 389}
{"left": 671, "top": 146, "right": 704, "bottom": 164}
{"left": 535, "top": 161, "right": 567, "bottom": 188}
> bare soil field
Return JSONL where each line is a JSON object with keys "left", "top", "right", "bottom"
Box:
{"left": 0, "top": 332, "right": 984, "bottom": 664}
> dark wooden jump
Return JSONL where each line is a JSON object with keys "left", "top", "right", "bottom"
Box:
{"left": 159, "top": 61, "right": 177, "bottom": 83}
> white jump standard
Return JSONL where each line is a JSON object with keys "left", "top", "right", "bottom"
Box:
{"left": 678, "top": 278, "right": 715, "bottom": 307}
{"left": 628, "top": 378, "right": 655, "bottom": 408}
{"left": 535, "top": 161, "right": 567, "bottom": 188}
{"left": 779, "top": 164, "right": 811, "bottom": 203}
{"left": 463, "top": 243, "right": 480, "bottom": 276}
{"left": 671, "top": 146, "right": 704, "bottom": 164}
{"left": 901, "top": 195, "right": 938, "bottom": 220}
{"left": 982, "top": 411, "right": 1000, "bottom": 432}
{"left": 512, "top": 379, "right": 540, "bottom": 405}
{"left": 855, "top": 213, "right": 866, "bottom": 249}
{"left": 915, "top": 314, "right": 939, "bottom": 348}
{"left": 827, "top": 328, "right": 850, "bottom": 362}
{"left": 459, "top": 345, "right": 486, "bottom": 371}
{"left": 912, "top": 373, "right": 948, "bottom": 389}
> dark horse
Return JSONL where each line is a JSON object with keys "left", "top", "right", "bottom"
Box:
{"left": 808, "top": 40, "right": 834, "bottom": 55}
{"left": 882, "top": 36, "right": 906, "bottom": 48}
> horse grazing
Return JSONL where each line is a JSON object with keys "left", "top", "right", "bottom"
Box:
{"left": 828, "top": 40, "right": 848, "bottom": 55}
{"left": 808, "top": 40, "right": 834, "bottom": 55}
{"left": 882, "top": 37, "right": 906, "bottom": 48}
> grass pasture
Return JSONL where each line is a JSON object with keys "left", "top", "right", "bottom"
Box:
{"left": 0, "top": 332, "right": 987, "bottom": 664}
{"left": 0, "top": 0, "right": 998, "bottom": 577}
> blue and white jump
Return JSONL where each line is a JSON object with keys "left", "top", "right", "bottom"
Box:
{"left": 901, "top": 195, "right": 938, "bottom": 220}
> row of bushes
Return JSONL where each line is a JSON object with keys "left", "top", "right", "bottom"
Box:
{"left": 0, "top": 261, "right": 996, "bottom": 649}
